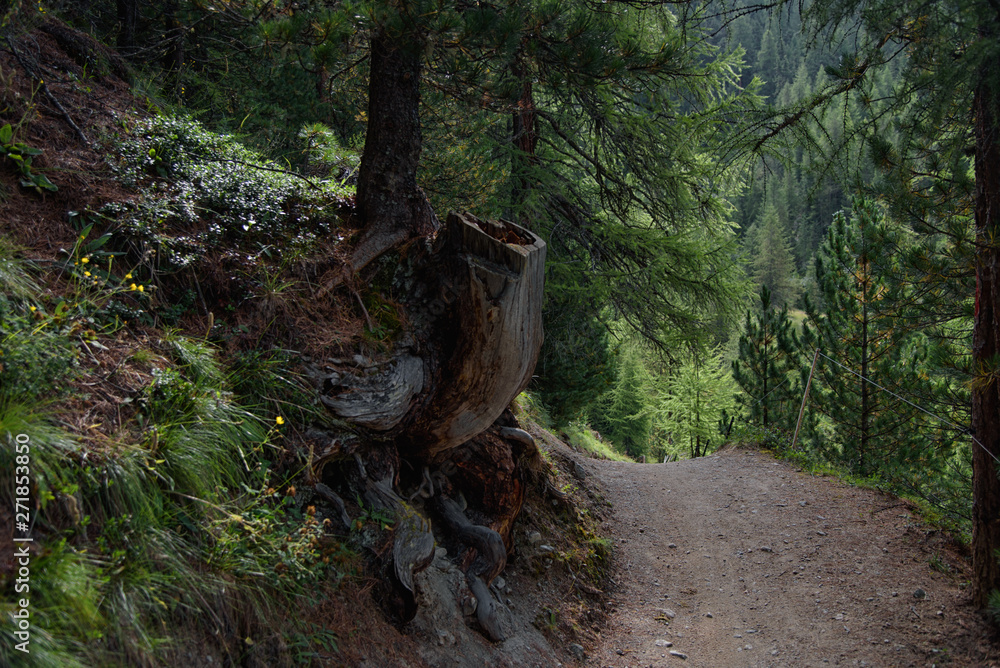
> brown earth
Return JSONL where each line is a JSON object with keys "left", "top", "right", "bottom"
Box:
{"left": 584, "top": 445, "right": 999, "bottom": 668}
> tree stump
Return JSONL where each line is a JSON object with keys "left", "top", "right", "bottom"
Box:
{"left": 405, "top": 212, "right": 546, "bottom": 456}
{"left": 317, "top": 211, "right": 546, "bottom": 458}
{"left": 312, "top": 212, "right": 545, "bottom": 639}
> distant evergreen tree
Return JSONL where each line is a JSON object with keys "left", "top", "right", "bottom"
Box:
{"left": 732, "top": 286, "right": 800, "bottom": 428}
{"left": 590, "top": 343, "right": 653, "bottom": 459}
{"left": 747, "top": 204, "right": 801, "bottom": 308}
{"left": 755, "top": 21, "right": 782, "bottom": 99}
{"left": 533, "top": 293, "right": 616, "bottom": 425}
{"left": 658, "top": 347, "right": 736, "bottom": 458}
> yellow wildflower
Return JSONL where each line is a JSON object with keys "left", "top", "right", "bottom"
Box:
{"left": 276, "top": 416, "right": 285, "bottom": 425}
{"left": 81, "top": 257, "right": 89, "bottom": 264}
{"left": 129, "top": 283, "right": 137, "bottom": 291}
{"left": 84, "top": 271, "right": 91, "bottom": 277}
{"left": 137, "top": 285, "right": 144, "bottom": 292}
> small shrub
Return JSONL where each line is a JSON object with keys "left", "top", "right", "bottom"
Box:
{"left": 102, "top": 114, "right": 354, "bottom": 276}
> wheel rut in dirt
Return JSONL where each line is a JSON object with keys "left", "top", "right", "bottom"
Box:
{"left": 585, "top": 447, "right": 993, "bottom": 667}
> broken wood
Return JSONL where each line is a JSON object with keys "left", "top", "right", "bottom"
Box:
{"left": 318, "top": 354, "right": 424, "bottom": 431}
{"left": 406, "top": 212, "right": 546, "bottom": 456}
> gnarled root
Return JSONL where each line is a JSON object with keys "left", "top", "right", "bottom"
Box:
{"left": 435, "top": 495, "right": 508, "bottom": 641}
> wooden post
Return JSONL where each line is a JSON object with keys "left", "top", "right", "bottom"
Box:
{"left": 792, "top": 349, "right": 820, "bottom": 451}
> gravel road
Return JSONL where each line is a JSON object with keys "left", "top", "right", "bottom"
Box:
{"left": 585, "top": 446, "right": 995, "bottom": 667}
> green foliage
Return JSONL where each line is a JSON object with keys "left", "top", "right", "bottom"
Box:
{"left": 732, "top": 286, "right": 801, "bottom": 429}
{"left": 102, "top": 114, "right": 353, "bottom": 276}
{"left": 0, "top": 235, "right": 38, "bottom": 302}
{"left": 0, "top": 398, "right": 81, "bottom": 516}
{"left": 405, "top": 0, "right": 755, "bottom": 350}
{"left": 562, "top": 422, "right": 633, "bottom": 462}
{"left": 0, "top": 335, "right": 354, "bottom": 666}
{"left": 534, "top": 294, "right": 616, "bottom": 425}
{"left": 731, "top": 421, "right": 791, "bottom": 452}
{"left": 286, "top": 622, "right": 341, "bottom": 665}
{"left": 0, "top": 318, "right": 77, "bottom": 401}
{"left": 745, "top": 204, "right": 801, "bottom": 308}
{"left": 800, "top": 198, "right": 970, "bottom": 530}
{"left": 0, "top": 122, "right": 57, "bottom": 193}
{"left": 207, "top": 486, "right": 353, "bottom": 590}
{"left": 512, "top": 391, "right": 553, "bottom": 431}
{"left": 656, "top": 347, "right": 737, "bottom": 459}
{"left": 590, "top": 343, "right": 654, "bottom": 459}
{"left": 298, "top": 122, "right": 360, "bottom": 181}
{"left": 0, "top": 407, "right": 96, "bottom": 667}
{"left": 0, "top": 542, "right": 98, "bottom": 668}
{"left": 227, "top": 349, "right": 320, "bottom": 426}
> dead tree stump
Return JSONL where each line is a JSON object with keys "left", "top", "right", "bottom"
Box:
{"left": 312, "top": 212, "right": 545, "bottom": 639}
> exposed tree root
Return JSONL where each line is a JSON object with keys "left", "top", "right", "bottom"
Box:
{"left": 435, "top": 494, "right": 508, "bottom": 641}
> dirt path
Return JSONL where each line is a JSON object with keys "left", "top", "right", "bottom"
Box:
{"left": 584, "top": 446, "right": 996, "bottom": 667}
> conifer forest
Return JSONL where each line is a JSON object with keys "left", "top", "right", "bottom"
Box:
{"left": 2, "top": 0, "right": 1000, "bottom": 665}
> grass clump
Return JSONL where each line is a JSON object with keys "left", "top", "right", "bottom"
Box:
{"left": 0, "top": 325, "right": 356, "bottom": 666}
{"left": 563, "top": 421, "right": 633, "bottom": 462}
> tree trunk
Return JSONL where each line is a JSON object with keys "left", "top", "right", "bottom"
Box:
{"left": 350, "top": 24, "right": 438, "bottom": 276}
{"left": 860, "top": 283, "right": 870, "bottom": 475}
{"left": 116, "top": 0, "right": 137, "bottom": 58}
{"left": 510, "top": 57, "right": 538, "bottom": 224}
{"left": 971, "top": 17, "right": 1000, "bottom": 607}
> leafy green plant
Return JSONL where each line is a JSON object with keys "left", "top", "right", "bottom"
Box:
{"left": 103, "top": 114, "right": 353, "bottom": 277}
{"left": 0, "top": 123, "right": 57, "bottom": 193}
{"left": 286, "top": 622, "right": 341, "bottom": 665}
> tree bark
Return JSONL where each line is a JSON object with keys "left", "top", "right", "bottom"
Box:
{"left": 405, "top": 213, "right": 546, "bottom": 456}
{"left": 510, "top": 57, "right": 538, "bottom": 224}
{"left": 971, "top": 14, "right": 1000, "bottom": 607}
{"left": 350, "top": 23, "right": 438, "bottom": 277}
{"left": 116, "top": 0, "right": 138, "bottom": 58}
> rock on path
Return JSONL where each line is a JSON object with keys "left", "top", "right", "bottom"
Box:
{"left": 585, "top": 447, "right": 991, "bottom": 667}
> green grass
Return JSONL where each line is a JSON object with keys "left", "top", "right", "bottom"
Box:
{"left": 562, "top": 421, "right": 633, "bottom": 462}
{"left": 0, "top": 331, "right": 354, "bottom": 666}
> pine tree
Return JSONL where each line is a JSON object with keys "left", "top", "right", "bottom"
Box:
{"left": 732, "top": 286, "right": 800, "bottom": 429}
{"left": 658, "top": 347, "right": 737, "bottom": 459}
{"left": 590, "top": 343, "right": 654, "bottom": 460}
{"left": 748, "top": 203, "right": 801, "bottom": 308}
{"left": 781, "top": 0, "right": 1000, "bottom": 603}
{"left": 802, "top": 199, "right": 949, "bottom": 476}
